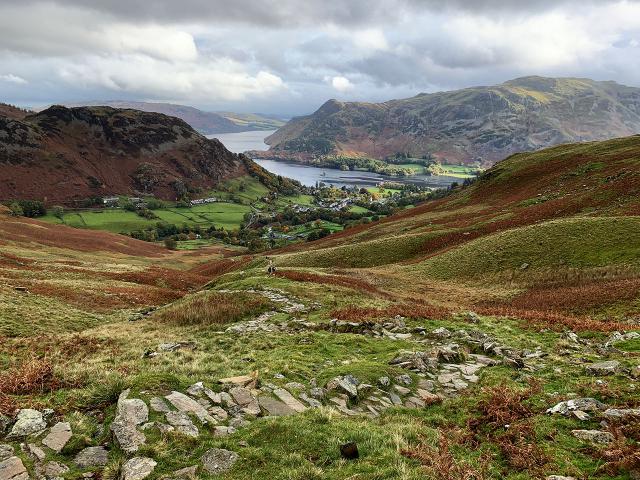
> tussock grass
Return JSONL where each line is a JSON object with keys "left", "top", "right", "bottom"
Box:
{"left": 154, "top": 290, "right": 272, "bottom": 326}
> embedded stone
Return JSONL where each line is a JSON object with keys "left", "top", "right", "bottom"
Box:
{"left": 42, "top": 422, "right": 72, "bottom": 453}
{"left": 74, "top": 446, "right": 109, "bottom": 468}
{"left": 201, "top": 449, "right": 238, "bottom": 475}
{"left": 8, "top": 409, "right": 46, "bottom": 438}
{"left": 122, "top": 457, "right": 157, "bottom": 480}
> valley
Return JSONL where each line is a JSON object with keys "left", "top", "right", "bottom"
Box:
{"left": 1, "top": 133, "right": 639, "bottom": 479}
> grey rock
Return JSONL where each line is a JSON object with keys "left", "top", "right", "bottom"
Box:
{"left": 326, "top": 377, "right": 358, "bottom": 398}
{"left": 395, "top": 374, "right": 413, "bottom": 385}
{"left": 586, "top": 361, "right": 621, "bottom": 376}
{"left": 435, "top": 344, "right": 465, "bottom": 364}
{"left": 546, "top": 398, "right": 607, "bottom": 415}
{"left": 122, "top": 457, "right": 157, "bottom": 480}
{"left": 602, "top": 408, "right": 640, "bottom": 422}
{"left": 572, "top": 429, "right": 614, "bottom": 444}
{"left": 284, "top": 382, "right": 306, "bottom": 391}
{"left": 377, "top": 376, "right": 391, "bottom": 388}
{"left": 27, "top": 443, "right": 46, "bottom": 461}
{"left": 0, "top": 456, "right": 28, "bottom": 480}
{"left": 208, "top": 406, "right": 228, "bottom": 422}
{"left": 229, "top": 387, "right": 253, "bottom": 406}
{"left": 213, "top": 426, "right": 237, "bottom": 437}
{"left": 150, "top": 397, "right": 171, "bottom": 413}
{"left": 8, "top": 409, "right": 46, "bottom": 438}
{"left": 165, "top": 391, "right": 216, "bottom": 425}
{"left": 74, "top": 446, "right": 109, "bottom": 468}
{"left": 44, "top": 461, "right": 69, "bottom": 478}
{"left": 162, "top": 465, "right": 198, "bottom": 479}
{"left": 117, "top": 390, "right": 149, "bottom": 424}
{"left": 258, "top": 396, "right": 295, "bottom": 416}
{"left": 0, "top": 446, "right": 13, "bottom": 462}
{"left": 299, "top": 393, "right": 322, "bottom": 408}
{"left": 165, "top": 412, "right": 199, "bottom": 438}
{"left": 546, "top": 476, "right": 576, "bottom": 480}
{"left": 201, "top": 448, "right": 238, "bottom": 475}
{"left": 309, "top": 388, "right": 326, "bottom": 400}
{"left": 431, "top": 327, "right": 452, "bottom": 338}
{"left": 42, "top": 422, "right": 72, "bottom": 453}
{"left": 0, "top": 417, "right": 11, "bottom": 436}
{"left": 273, "top": 389, "right": 307, "bottom": 413}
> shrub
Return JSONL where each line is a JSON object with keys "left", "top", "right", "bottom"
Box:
{"left": 0, "top": 359, "right": 59, "bottom": 395}
{"left": 164, "top": 238, "right": 177, "bottom": 250}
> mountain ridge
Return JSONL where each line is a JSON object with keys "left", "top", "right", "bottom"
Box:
{"left": 264, "top": 76, "right": 640, "bottom": 166}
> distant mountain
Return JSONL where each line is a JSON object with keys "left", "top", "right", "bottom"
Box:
{"left": 0, "top": 105, "right": 252, "bottom": 203}
{"left": 65, "top": 101, "right": 285, "bottom": 134}
{"left": 264, "top": 76, "right": 640, "bottom": 166}
{"left": 66, "top": 101, "right": 244, "bottom": 134}
{"left": 215, "top": 111, "right": 286, "bottom": 131}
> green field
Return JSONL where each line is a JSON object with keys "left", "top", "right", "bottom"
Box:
{"left": 431, "top": 163, "right": 481, "bottom": 178}
{"left": 42, "top": 202, "right": 252, "bottom": 233}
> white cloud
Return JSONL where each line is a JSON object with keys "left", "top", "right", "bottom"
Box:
{"left": 58, "top": 55, "right": 285, "bottom": 101}
{"left": 0, "top": 73, "right": 27, "bottom": 84}
{"left": 330, "top": 76, "right": 354, "bottom": 92}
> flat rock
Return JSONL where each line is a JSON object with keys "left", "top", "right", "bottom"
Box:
{"left": 218, "top": 374, "right": 254, "bottom": 387}
{"left": 122, "top": 457, "right": 157, "bottom": 480}
{"left": 201, "top": 448, "right": 238, "bottom": 475}
{"left": 8, "top": 409, "right": 46, "bottom": 438}
{"left": 213, "top": 426, "right": 237, "bottom": 437}
{"left": 208, "top": 406, "right": 228, "bottom": 421}
{"left": 546, "top": 476, "right": 576, "bottom": 480}
{"left": 326, "top": 377, "right": 358, "bottom": 398}
{"left": 0, "top": 446, "right": 13, "bottom": 462}
{"left": 258, "top": 396, "right": 295, "bottom": 416}
{"left": 241, "top": 400, "right": 261, "bottom": 416}
{"left": 546, "top": 398, "right": 607, "bottom": 415}
{"left": 273, "top": 389, "right": 307, "bottom": 413}
{"left": 27, "top": 443, "right": 46, "bottom": 461}
{"left": 161, "top": 465, "right": 198, "bottom": 479}
{"left": 150, "top": 397, "right": 171, "bottom": 413}
{"left": 586, "top": 361, "right": 620, "bottom": 376}
{"left": 165, "top": 391, "right": 216, "bottom": 424}
{"left": 111, "top": 416, "right": 146, "bottom": 454}
{"left": 229, "top": 387, "right": 253, "bottom": 406}
{"left": 572, "top": 429, "right": 614, "bottom": 444}
{"left": 74, "top": 446, "right": 109, "bottom": 468}
{"left": 0, "top": 456, "right": 28, "bottom": 480}
{"left": 165, "top": 412, "right": 199, "bottom": 438}
{"left": 42, "top": 422, "right": 72, "bottom": 453}
{"left": 44, "top": 461, "right": 69, "bottom": 478}
{"left": 603, "top": 408, "right": 640, "bottom": 422}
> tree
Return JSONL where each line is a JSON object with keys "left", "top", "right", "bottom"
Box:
{"left": 164, "top": 238, "right": 177, "bottom": 250}
{"left": 52, "top": 205, "right": 64, "bottom": 220}
{"left": 8, "top": 202, "right": 23, "bottom": 217}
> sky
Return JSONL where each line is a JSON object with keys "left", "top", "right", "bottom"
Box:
{"left": 1, "top": 0, "right": 640, "bottom": 116}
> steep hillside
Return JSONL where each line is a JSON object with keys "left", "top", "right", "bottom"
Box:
{"left": 0, "top": 102, "right": 30, "bottom": 120}
{"left": 265, "top": 77, "right": 640, "bottom": 166}
{"left": 0, "top": 105, "right": 251, "bottom": 204}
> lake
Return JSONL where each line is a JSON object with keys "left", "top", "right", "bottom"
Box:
{"left": 207, "top": 130, "right": 276, "bottom": 153}
{"left": 210, "top": 130, "right": 460, "bottom": 189}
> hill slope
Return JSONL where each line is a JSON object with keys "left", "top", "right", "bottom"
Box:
{"left": 265, "top": 76, "right": 640, "bottom": 166}
{"left": 0, "top": 105, "right": 250, "bottom": 203}
{"left": 275, "top": 134, "right": 640, "bottom": 268}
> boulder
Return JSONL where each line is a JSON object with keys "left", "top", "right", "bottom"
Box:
{"left": 586, "top": 361, "right": 620, "bottom": 376}
{"left": 42, "top": 422, "right": 72, "bottom": 453}
{"left": 201, "top": 449, "right": 238, "bottom": 475}
{"left": 150, "top": 397, "right": 171, "bottom": 413}
{"left": 435, "top": 344, "right": 465, "bottom": 364}
{"left": 0, "top": 456, "right": 28, "bottom": 480}
{"left": 111, "top": 392, "right": 148, "bottom": 454}
{"left": 122, "top": 457, "right": 157, "bottom": 480}
{"left": 229, "top": 387, "right": 253, "bottom": 406}
{"left": 7, "top": 409, "right": 46, "bottom": 438}
{"left": 572, "top": 430, "right": 614, "bottom": 444}
{"left": 161, "top": 465, "right": 198, "bottom": 479}
{"left": 74, "top": 446, "right": 109, "bottom": 468}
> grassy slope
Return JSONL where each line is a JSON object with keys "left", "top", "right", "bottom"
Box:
{"left": 2, "top": 137, "right": 640, "bottom": 479}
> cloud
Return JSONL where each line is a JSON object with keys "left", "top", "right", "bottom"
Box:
{"left": 329, "top": 76, "right": 354, "bottom": 92}
{"left": 0, "top": 73, "right": 27, "bottom": 84}
{"left": 1, "top": 0, "right": 640, "bottom": 115}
